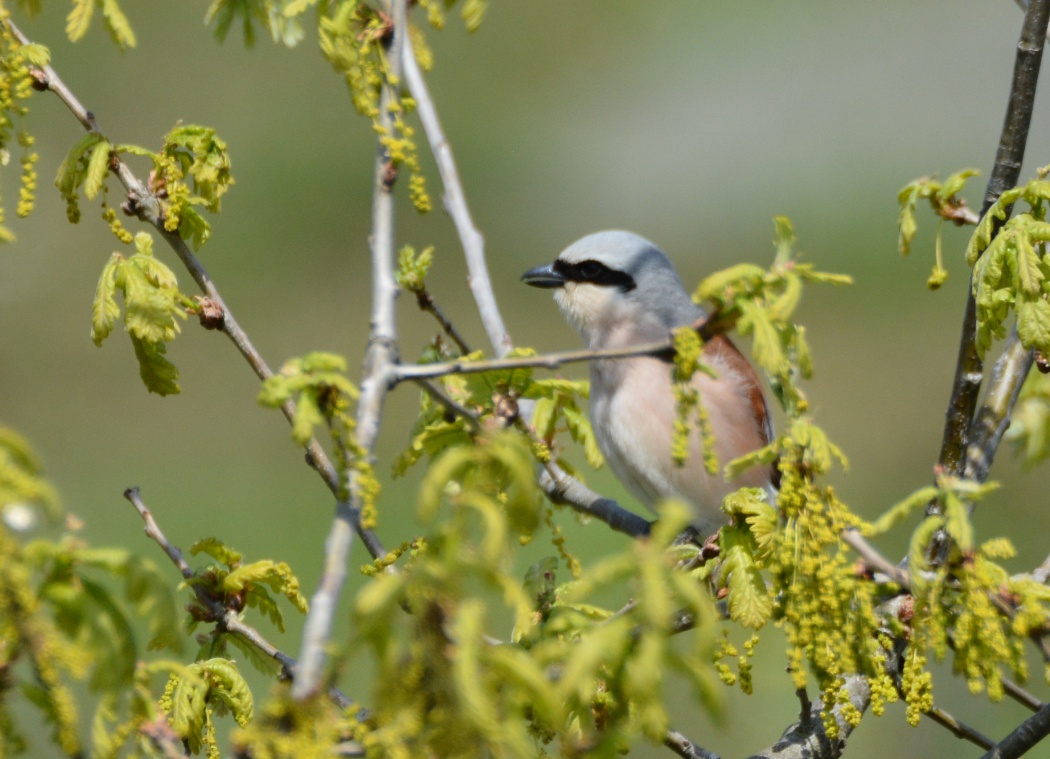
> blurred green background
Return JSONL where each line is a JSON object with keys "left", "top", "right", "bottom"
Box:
{"left": 4, "top": 0, "right": 1050, "bottom": 756}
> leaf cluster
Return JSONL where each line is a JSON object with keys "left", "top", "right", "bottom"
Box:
{"left": 966, "top": 179, "right": 1050, "bottom": 357}
{"left": 91, "top": 232, "right": 189, "bottom": 396}
{"left": 352, "top": 452, "right": 722, "bottom": 757}
{"left": 395, "top": 342, "right": 601, "bottom": 481}
{"left": 694, "top": 216, "right": 850, "bottom": 416}
{"left": 896, "top": 168, "right": 981, "bottom": 288}
{"left": 162, "top": 658, "right": 254, "bottom": 755}
{"left": 185, "top": 537, "right": 308, "bottom": 675}
{"left": 0, "top": 439, "right": 188, "bottom": 757}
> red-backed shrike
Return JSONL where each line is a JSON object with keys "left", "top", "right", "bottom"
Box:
{"left": 523, "top": 230, "right": 773, "bottom": 535}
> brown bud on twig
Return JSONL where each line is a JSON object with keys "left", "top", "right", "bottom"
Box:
{"left": 28, "top": 68, "right": 48, "bottom": 91}
{"left": 897, "top": 595, "right": 914, "bottom": 624}
{"left": 193, "top": 296, "right": 225, "bottom": 330}
{"left": 493, "top": 392, "right": 519, "bottom": 425}
{"left": 381, "top": 160, "right": 398, "bottom": 190}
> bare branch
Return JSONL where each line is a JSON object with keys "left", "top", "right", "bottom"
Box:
{"left": 538, "top": 464, "right": 651, "bottom": 538}
{"left": 963, "top": 329, "right": 1034, "bottom": 483}
{"left": 402, "top": 29, "right": 512, "bottom": 357}
{"left": 414, "top": 378, "right": 481, "bottom": 430}
{"left": 293, "top": 0, "right": 408, "bottom": 700}
{"left": 979, "top": 702, "right": 1050, "bottom": 759}
{"left": 747, "top": 674, "right": 869, "bottom": 759}
{"left": 938, "top": 0, "right": 1050, "bottom": 475}
{"left": 411, "top": 286, "right": 472, "bottom": 354}
{"left": 395, "top": 340, "right": 676, "bottom": 383}
{"left": 664, "top": 729, "right": 720, "bottom": 759}
{"left": 926, "top": 705, "right": 995, "bottom": 749}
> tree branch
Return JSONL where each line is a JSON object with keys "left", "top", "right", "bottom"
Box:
{"left": 979, "top": 702, "right": 1050, "bottom": 759}
{"left": 122, "top": 487, "right": 355, "bottom": 711}
{"left": 292, "top": 0, "right": 407, "bottom": 701}
{"left": 537, "top": 463, "right": 651, "bottom": 538}
{"left": 938, "top": 0, "right": 1050, "bottom": 475}
{"left": 747, "top": 674, "right": 869, "bottom": 759}
{"left": 664, "top": 729, "right": 720, "bottom": 759}
{"left": 963, "top": 328, "right": 1034, "bottom": 483}
{"left": 411, "top": 286, "right": 472, "bottom": 354}
{"left": 402, "top": 27, "right": 512, "bottom": 357}
{"left": 394, "top": 339, "right": 677, "bottom": 383}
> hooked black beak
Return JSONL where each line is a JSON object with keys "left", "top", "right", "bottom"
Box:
{"left": 521, "top": 262, "right": 565, "bottom": 289}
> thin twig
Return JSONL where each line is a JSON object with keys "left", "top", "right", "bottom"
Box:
{"left": 663, "top": 729, "right": 720, "bottom": 759}
{"left": 414, "top": 378, "right": 481, "bottom": 430}
{"left": 841, "top": 529, "right": 910, "bottom": 588}
{"left": 963, "top": 328, "right": 1034, "bottom": 483}
{"left": 402, "top": 30, "right": 512, "bottom": 358}
{"left": 938, "top": 0, "right": 1050, "bottom": 476}
{"left": 411, "top": 286, "right": 472, "bottom": 354}
{"left": 749, "top": 674, "right": 869, "bottom": 759}
{"left": 293, "top": 0, "right": 407, "bottom": 701}
{"left": 122, "top": 487, "right": 355, "bottom": 711}
{"left": 538, "top": 461, "right": 651, "bottom": 538}
{"left": 140, "top": 719, "right": 189, "bottom": 759}
{"left": 927, "top": 705, "right": 996, "bottom": 749}
{"left": 979, "top": 702, "right": 1050, "bottom": 759}
{"left": 395, "top": 340, "right": 676, "bottom": 382}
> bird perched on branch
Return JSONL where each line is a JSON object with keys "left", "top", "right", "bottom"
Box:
{"left": 522, "top": 231, "right": 774, "bottom": 535}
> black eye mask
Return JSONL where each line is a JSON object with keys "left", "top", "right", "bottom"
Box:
{"left": 552, "top": 259, "right": 636, "bottom": 292}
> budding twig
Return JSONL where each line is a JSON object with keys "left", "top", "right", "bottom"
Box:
{"left": 122, "top": 487, "right": 354, "bottom": 710}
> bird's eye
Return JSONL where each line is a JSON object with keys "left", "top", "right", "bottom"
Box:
{"left": 576, "top": 260, "right": 606, "bottom": 281}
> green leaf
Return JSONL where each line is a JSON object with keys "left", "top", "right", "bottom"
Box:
{"left": 724, "top": 443, "right": 777, "bottom": 481}
{"left": 1016, "top": 230, "right": 1043, "bottom": 295}
{"left": 190, "top": 537, "right": 243, "bottom": 567}
{"left": 55, "top": 132, "right": 104, "bottom": 197}
{"left": 936, "top": 168, "right": 979, "bottom": 202}
{"left": 739, "top": 300, "right": 786, "bottom": 376}
{"left": 66, "top": 0, "right": 94, "bottom": 41}
{"left": 178, "top": 206, "right": 211, "bottom": 249}
{"left": 562, "top": 404, "right": 604, "bottom": 469}
{"left": 91, "top": 254, "right": 122, "bottom": 346}
{"left": 1017, "top": 298, "right": 1050, "bottom": 353}
{"left": 100, "top": 0, "right": 136, "bottom": 49}
{"left": 18, "top": 43, "right": 50, "bottom": 67}
{"left": 943, "top": 493, "right": 973, "bottom": 553}
{"left": 773, "top": 215, "right": 796, "bottom": 264}
{"left": 766, "top": 271, "right": 802, "bottom": 322}
{"left": 82, "top": 140, "right": 112, "bottom": 201}
{"left": 869, "top": 486, "right": 939, "bottom": 535}
{"left": 720, "top": 526, "right": 772, "bottom": 628}
{"left": 694, "top": 263, "right": 765, "bottom": 303}
{"left": 131, "top": 336, "right": 180, "bottom": 396}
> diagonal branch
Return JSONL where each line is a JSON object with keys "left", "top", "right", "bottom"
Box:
{"left": 292, "top": 0, "right": 407, "bottom": 700}
{"left": 979, "top": 702, "right": 1050, "bottom": 759}
{"left": 938, "top": 0, "right": 1050, "bottom": 476}
{"left": 402, "top": 28, "right": 512, "bottom": 358}
{"left": 122, "top": 487, "right": 355, "bottom": 711}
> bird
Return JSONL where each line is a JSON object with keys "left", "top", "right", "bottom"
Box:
{"left": 521, "top": 230, "right": 773, "bottom": 535}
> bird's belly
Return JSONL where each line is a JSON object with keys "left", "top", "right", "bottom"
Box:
{"left": 591, "top": 358, "right": 768, "bottom": 535}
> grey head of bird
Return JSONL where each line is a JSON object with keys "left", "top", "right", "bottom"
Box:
{"left": 520, "top": 230, "right": 704, "bottom": 350}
